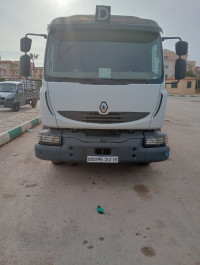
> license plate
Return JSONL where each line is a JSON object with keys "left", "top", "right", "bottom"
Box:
{"left": 87, "top": 156, "right": 118, "bottom": 163}
{"left": 0, "top": 105, "right": 4, "bottom": 108}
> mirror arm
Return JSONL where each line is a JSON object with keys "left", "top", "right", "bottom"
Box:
{"left": 25, "top": 33, "right": 47, "bottom": 39}
{"left": 162, "top": 37, "right": 182, "bottom": 42}
{"left": 165, "top": 80, "right": 179, "bottom": 85}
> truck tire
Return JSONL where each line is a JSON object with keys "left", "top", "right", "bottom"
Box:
{"left": 12, "top": 103, "right": 20, "bottom": 112}
{"left": 31, "top": 99, "right": 37, "bottom": 108}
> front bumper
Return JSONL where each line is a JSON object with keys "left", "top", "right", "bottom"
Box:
{"left": 0, "top": 100, "right": 15, "bottom": 108}
{"left": 35, "top": 130, "right": 170, "bottom": 163}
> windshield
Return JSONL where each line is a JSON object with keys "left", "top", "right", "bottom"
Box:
{"left": 45, "top": 29, "right": 163, "bottom": 84}
{"left": 0, "top": 83, "right": 16, "bottom": 92}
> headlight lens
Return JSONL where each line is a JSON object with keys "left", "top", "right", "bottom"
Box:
{"left": 37, "top": 129, "right": 62, "bottom": 145}
{"left": 144, "top": 133, "right": 168, "bottom": 147}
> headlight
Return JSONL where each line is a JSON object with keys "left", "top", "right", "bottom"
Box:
{"left": 37, "top": 129, "right": 62, "bottom": 145}
{"left": 144, "top": 133, "right": 168, "bottom": 147}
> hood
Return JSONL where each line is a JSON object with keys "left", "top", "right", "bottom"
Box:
{"left": 0, "top": 92, "right": 13, "bottom": 98}
{"left": 47, "top": 82, "right": 161, "bottom": 130}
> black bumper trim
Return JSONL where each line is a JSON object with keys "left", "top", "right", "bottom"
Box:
{"left": 35, "top": 137, "right": 170, "bottom": 163}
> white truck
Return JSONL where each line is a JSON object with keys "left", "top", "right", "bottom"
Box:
{"left": 20, "top": 6, "right": 188, "bottom": 164}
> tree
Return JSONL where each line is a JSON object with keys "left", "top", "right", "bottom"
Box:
{"left": 30, "top": 53, "right": 39, "bottom": 79}
{"left": 186, "top": 70, "right": 196, "bottom": 78}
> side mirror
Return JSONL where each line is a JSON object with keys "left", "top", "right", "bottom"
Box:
{"left": 176, "top": 41, "right": 188, "bottom": 56}
{"left": 20, "top": 37, "right": 32, "bottom": 52}
{"left": 20, "top": 55, "right": 30, "bottom": 77}
{"left": 175, "top": 58, "right": 186, "bottom": 80}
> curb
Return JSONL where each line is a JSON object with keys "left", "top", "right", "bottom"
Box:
{"left": 0, "top": 116, "right": 42, "bottom": 147}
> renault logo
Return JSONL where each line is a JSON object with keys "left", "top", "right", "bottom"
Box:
{"left": 99, "top": 102, "right": 108, "bottom": 113}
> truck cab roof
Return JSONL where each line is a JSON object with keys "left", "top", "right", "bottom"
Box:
{"left": 49, "top": 15, "right": 162, "bottom": 33}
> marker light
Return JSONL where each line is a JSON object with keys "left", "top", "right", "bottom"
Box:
{"left": 38, "top": 129, "right": 62, "bottom": 145}
{"left": 144, "top": 133, "right": 168, "bottom": 147}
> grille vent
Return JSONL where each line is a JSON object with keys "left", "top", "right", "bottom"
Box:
{"left": 58, "top": 111, "right": 149, "bottom": 124}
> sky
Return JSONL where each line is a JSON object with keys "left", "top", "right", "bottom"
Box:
{"left": 0, "top": 0, "right": 199, "bottom": 67}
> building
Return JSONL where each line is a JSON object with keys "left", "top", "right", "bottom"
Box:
{"left": 195, "top": 66, "right": 200, "bottom": 78}
{"left": 0, "top": 61, "right": 15, "bottom": 79}
{"left": 166, "top": 77, "right": 196, "bottom": 95}
{"left": 33, "top": 67, "right": 43, "bottom": 79}
{"left": 164, "top": 50, "right": 198, "bottom": 95}
{"left": 187, "top": 61, "right": 196, "bottom": 73}
{"left": 164, "top": 49, "right": 188, "bottom": 78}
{"left": 164, "top": 50, "right": 196, "bottom": 77}
{"left": 0, "top": 60, "right": 43, "bottom": 80}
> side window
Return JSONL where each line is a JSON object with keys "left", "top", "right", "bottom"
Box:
{"left": 18, "top": 84, "right": 23, "bottom": 93}
{"left": 152, "top": 44, "right": 159, "bottom": 75}
{"left": 50, "top": 43, "right": 55, "bottom": 73}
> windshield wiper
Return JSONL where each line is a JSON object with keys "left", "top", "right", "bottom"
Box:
{"left": 88, "top": 78, "right": 149, "bottom": 84}
{"left": 46, "top": 76, "right": 149, "bottom": 84}
{"left": 122, "top": 79, "right": 149, "bottom": 84}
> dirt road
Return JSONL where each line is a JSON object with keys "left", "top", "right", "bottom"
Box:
{"left": 0, "top": 97, "right": 200, "bottom": 265}
{"left": 0, "top": 102, "right": 40, "bottom": 135}
{"left": 0, "top": 102, "right": 40, "bottom": 120}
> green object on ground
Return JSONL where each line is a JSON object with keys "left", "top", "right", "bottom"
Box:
{"left": 97, "top": 205, "right": 104, "bottom": 214}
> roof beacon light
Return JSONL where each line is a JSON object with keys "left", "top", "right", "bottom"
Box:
{"left": 95, "top": 5, "right": 111, "bottom": 22}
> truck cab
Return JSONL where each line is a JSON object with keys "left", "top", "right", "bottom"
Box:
{"left": 20, "top": 6, "right": 188, "bottom": 164}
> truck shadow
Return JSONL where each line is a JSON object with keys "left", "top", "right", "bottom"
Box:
{"left": 47, "top": 162, "right": 163, "bottom": 191}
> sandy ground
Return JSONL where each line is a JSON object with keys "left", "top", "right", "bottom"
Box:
{"left": 0, "top": 97, "right": 200, "bottom": 265}
{"left": 0, "top": 101, "right": 40, "bottom": 120}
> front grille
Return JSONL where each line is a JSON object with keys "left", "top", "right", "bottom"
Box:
{"left": 58, "top": 111, "right": 149, "bottom": 124}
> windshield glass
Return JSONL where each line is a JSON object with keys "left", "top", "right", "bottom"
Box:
{"left": 0, "top": 83, "right": 16, "bottom": 92}
{"left": 45, "top": 29, "right": 163, "bottom": 84}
